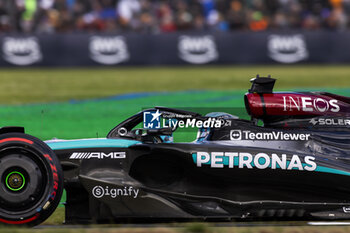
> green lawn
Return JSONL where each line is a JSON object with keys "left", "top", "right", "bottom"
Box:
{"left": 0, "top": 65, "right": 348, "bottom": 141}
{"left": 0, "top": 65, "right": 349, "bottom": 104}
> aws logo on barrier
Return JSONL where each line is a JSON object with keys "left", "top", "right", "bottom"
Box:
{"left": 89, "top": 36, "right": 129, "bottom": 65}
{"left": 2, "top": 37, "right": 42, "bottom": 66}
{"left": 268, "top": 34, "right": 308, "bottom": 63}
{"left": 178, "top": 35, "right": 218, "bottom": 64}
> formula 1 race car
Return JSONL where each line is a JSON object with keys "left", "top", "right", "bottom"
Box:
{"left": 1, "top": 76, "right": 350, "bottom": 226}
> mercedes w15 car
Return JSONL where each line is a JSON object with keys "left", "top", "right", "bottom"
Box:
{"left": 1, "top": 76, "right": 350, "bottom": 226}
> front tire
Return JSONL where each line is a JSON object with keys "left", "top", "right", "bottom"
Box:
{"left": 0, "top": 133, "right": 63, "bottom": 226}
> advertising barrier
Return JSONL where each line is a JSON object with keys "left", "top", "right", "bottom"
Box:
{"left": 0, "top": 31, "right": 347, "bottom": 67}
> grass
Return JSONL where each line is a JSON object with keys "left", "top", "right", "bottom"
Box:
{"left": 42, "top": 208, "right": 65, "bottom": 225}
{"left": 0, "top": 90, "right": 249, "bottom": 140}
{"left": 0, "top": 65, "right": 349, "bottom": 104}
{"left": 0, "top": 65, "right": 348, "bottom": 141}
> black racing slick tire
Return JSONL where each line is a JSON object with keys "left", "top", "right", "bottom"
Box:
{"left": 0, "top": 133, "right": 63, "bottom": 226}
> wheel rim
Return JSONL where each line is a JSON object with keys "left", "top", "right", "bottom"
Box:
{"left": 5, "top": 171, "right": 26, "bottom": 192}
{"left": 0, "top": 147, "right": 50, "bottom": 216}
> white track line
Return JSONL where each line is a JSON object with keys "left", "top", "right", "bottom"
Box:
{"left": 308, "top": 222, "right": 350, "bottom": 226}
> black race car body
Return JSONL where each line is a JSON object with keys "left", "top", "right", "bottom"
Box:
{"left": 1, "top": 77, "right": 350, "bottom": 226}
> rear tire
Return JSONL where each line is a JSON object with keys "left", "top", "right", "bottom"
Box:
{"left": 0, "top": 133, "right": 63, "bottom": 226}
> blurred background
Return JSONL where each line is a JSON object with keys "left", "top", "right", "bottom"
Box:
{"left": 1, "top": 0, "right": 350, "bottom": 66}
{"left": 0, "top": 0, "right": 349, "bottom": 140}
{"left": 0, "top": 0, "right": 348, "bottom": 33}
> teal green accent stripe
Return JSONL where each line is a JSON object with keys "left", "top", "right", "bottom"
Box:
{"left": 315, "top": 166, "right": 350, "bottom": 176}
{"left": 46, "top": 138, "right": 140, "bottom": 150}
{"left": 192, "top": 154, "right": 350, "bottom": 177}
